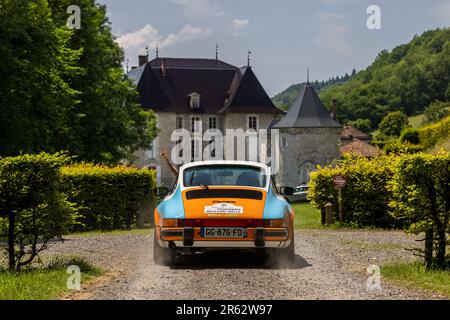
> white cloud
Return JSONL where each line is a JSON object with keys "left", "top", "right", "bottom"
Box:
{"left": 429, "top": 1, "right": 450, "bottom": 22}
{"left": 231, "top": 19, "right": 250, "bottom": 30}
{"left": 116, "top": 24, "right": 159, "bottom": 53}
{"left": 161, "top": 25, "right": 212, "bottom": 48}
{"left": 116, "top": 24, "right": 211, "bottom": 65}
{"left": 169, "top": 0, "right": 225, "bottom": 19}
{"left": 313, "top": 12, "right": 353, "bottom": 56}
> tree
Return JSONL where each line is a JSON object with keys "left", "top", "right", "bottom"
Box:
{"left": 0, "top": 0, "right": 81, "bottom": 156}
{"left": 348, "top": 119, "right": 372, "bottom": 133}
{"left": 390, "top": 153, "right": 450, "bottom": 269}
{"left": 48, "top": 0, "right": 158, "bottom": 163}
{"left": 317, "top": 28, "right": 450, "bottom": 129}
{"left": 378, "top": 111, "right": 410, "bottom": 137}
{"left": 423, "top": 100, "right": 450, "bottom": 124}
{"left": 0, "top": 0, "right": 158, "bottom": 164}
{"left": 0, "top": 153, "right": 75, "bottom": 270}
{"left": 400, "top": 128, "right": 420, "bottom": 144}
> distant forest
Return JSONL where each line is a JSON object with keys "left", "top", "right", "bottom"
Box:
{"left": 272, "top": 69, "right": 357, "bottom": 110}
{"left": 272, "top": 28, "right": 450, "bottom": 131}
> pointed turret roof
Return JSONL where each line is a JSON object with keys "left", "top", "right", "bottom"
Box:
{"left": 273, "top": 82, "right": 341, "bottom": 128}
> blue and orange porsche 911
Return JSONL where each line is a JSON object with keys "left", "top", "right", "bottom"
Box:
{"left": 153, "top": 161, "right": 295, "bottom": 265}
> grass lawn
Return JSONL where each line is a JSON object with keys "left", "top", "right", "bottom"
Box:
{"left": 292, "top": 202, "right": 323, "bottom": 229}
{"left": 382, "top": 262, "right": 450, "bottom": 297}
{"left": 408, "top": 113, "right": 425, "bottom": 128}
{"left": 0, "top": 256, "right": 102, "bottom": 300}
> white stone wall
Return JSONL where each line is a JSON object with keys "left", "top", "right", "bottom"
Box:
{"left": 133, "top": 112, "right": 279, "bottom": 187}
{"left": 133, "top": 112, "right": 341, "bottom": 188}
{"left": 277, "top": 128, "right": 342, "bottom": 187}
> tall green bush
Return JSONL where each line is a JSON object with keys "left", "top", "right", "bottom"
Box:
{"left": 423, "top": 101, "right": 450, "bottom": 124}
{"left": 61, "top": 164, "right": 156, "bottom": 231}
{"left": 400, "top": 128, "right": 420, "bottom": 145}
{"left": 309, "top": 155, "right": 400, "bottom": 228}
{"left": 378, "top": 111, "right": 410, "bottom": 138}
{"left": 0, "top": 153, "right": 75, "bottom": 270}
{"left": 389, "top": 152, "right": 450, "bottom": 269}
{"left": 418, "top": 116, "right": 450, "bottom": 149}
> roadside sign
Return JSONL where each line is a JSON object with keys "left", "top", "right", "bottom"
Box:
{"left": 332, "top": 175, "right": 346, "bottom": 224}
{"left": 333, "top": 175, "right": 346, "bottom": 189}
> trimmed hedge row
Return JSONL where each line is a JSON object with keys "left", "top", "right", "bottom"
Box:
{"left": 309, "top": 151, "right": 450, "bottom": 234}
{"left": 389, "top": 152, "right": 450, "bottom": 268}
{"left": 61, "top": 164, "right": 156, "bottom": 231}
{"left": 309, "top": 155, "right": 401, "bottom": 228}
{"left": 418, "top": 116, "right": 450, "bottom": 149}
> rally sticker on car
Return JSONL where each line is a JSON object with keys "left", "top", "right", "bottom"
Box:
{"left": 204, "top": 203, "right": 243, "bottom": 214}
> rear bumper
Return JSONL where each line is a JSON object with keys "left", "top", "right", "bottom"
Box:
{"left": 158, "top": 227, "right": 291, "bottom": 249}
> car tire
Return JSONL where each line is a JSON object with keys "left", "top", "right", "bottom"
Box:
{"left": 153, "top": 230, "right": 176, "bottom": 266}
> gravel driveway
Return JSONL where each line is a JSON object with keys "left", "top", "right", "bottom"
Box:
{"left": 46, "top": 229, "right": 445, "bottom": 300}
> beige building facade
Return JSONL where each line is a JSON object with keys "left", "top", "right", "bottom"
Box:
{"left": 129, "top": 56, "right": 342, "bottom": 188}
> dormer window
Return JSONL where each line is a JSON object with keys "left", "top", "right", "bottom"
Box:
{"left": 188, "top": 92, "right": 201, "bottom": 109}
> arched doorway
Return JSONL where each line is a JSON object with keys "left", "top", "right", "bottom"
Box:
{"left": 299, "top": 162, "right": 316, "bottom": 185}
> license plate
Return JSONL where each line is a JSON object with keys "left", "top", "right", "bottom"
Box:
{"left": 201, "top": 227, "right": 247, "bottom": 238}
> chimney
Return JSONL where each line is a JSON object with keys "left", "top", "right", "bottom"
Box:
{"left": 161, "top": 58, "right": 167, "bottom": 77}
{"left": 331, "top": 98, "right": 337, "bottom": 120}
{"left": 138, "top": 55, "right": 148, "bottom": 66}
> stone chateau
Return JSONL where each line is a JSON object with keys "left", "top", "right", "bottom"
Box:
{"left": 128, "top": 55, "right": 342, "bottom": 187}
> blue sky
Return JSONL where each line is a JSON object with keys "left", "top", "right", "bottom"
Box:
{"left": 99, "top": 0, "right": 450, "bottom": 96}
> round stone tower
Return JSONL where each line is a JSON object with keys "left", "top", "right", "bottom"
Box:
{"left": 273, "top": 81, "right": 342, "bottom": 187}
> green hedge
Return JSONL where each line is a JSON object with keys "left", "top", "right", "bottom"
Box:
{"left": 0, "top": 153, "right": 75, "bottom": 270}
{"left": 383, "top": 141, "right": 425, "bottom": 155}
{"left": 389, "top": 152, "right": 450, "bottom": 268}
{"left": 61, "top": 164, "right": 156, "bottom": 231}
{"left": 418, "top": 116, "right": 450, "bottom": 149}
{"left": 309, "top": 155, "right": 401, "bottom": 228}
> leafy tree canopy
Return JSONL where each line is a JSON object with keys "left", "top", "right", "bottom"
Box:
{"left": 318, "top": 28, "right": 450, "bottom": 129}
{"left": 423, "top": 100, "right": 450, "bottom": 124}
{"left": 378, "top": 111, "right": 410, "bottom": 138}
{"left": 0, "top": 0, "right": 158, "bottom": 164}
{"left": 347, "top": 118, "right": 372, "bottom": 133}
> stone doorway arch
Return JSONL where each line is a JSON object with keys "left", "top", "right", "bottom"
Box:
{"left": 299, "top": 162, "right": 316, "bottom": 185}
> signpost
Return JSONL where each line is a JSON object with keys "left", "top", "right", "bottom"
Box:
{"left": 333, "top": 175, "right": 347, "bottom": 223}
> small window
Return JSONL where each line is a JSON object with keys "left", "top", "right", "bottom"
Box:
{"left": 282, "top": 136, "right": 288, "bottom": 148}
{"left": 176, "top": 116, "right": 183, "bottom": 129}
{"left": 188, "top": 93, "right": 201, "bottom": 109}
{"left": 191, "top": 117, "right": 201, "bottom": 132}
{"left": 209, "top": 117, "right": 217, "bottom": 129}
{"left": 248, "top": 116, "right": 257, "bottom": 130}
{"left": 147, "top": 140, "right": 156, "bottom": 159}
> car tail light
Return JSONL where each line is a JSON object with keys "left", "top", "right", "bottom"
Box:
{"left": 161, "top": 219, "right": 183, "bottom": 227}
{"left": 263, "top": 219, "right": 286, "bottom": 228}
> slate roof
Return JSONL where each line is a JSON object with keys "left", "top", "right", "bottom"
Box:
{"left": 128, "top": 58, "right": 282, "bottom": 114}
{"left": 273, "top": 83, "right": 341, "bottom": 128}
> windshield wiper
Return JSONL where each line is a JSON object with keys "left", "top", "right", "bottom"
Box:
{"left": 200, "top": 184, "right": 209, "bottom": 190}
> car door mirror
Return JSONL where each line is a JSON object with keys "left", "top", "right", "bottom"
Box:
{"left": 153, "top": 187, "right": 169, "bottom": 198}
{"left": 279, "top": 186, "right": 294, "bottom": 196}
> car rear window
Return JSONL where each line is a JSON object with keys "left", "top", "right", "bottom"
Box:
{"left": 183, "top": 165, "right": 267, "bottom": 188}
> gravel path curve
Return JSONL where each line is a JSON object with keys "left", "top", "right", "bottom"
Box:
{"left": 46, "top": 229, "right": 446, "bottom": 300}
